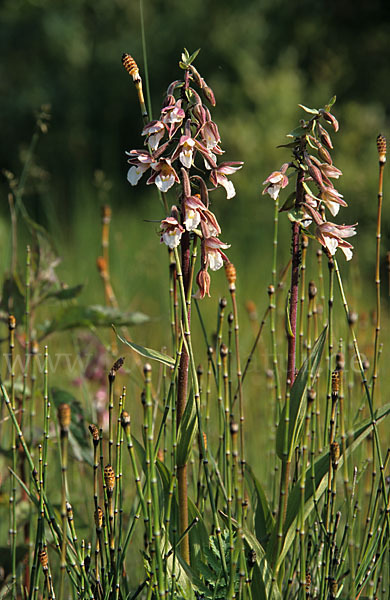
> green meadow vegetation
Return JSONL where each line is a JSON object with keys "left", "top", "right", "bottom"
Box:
{"left": 1, "top": 2, "right": 390, "bottom": 599}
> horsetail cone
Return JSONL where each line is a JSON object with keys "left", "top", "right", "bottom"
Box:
{"left": 8, "top": 314, "right": 16, "bottom": 330}
{"left": 332, "top": 370, "right": 340, "bottom": 394}
{"left": 121, "top": 410, "right": 131, "bottom": 429}
{"left": 225, "top": 261, "right": 237, "bottom": 289}
{"left": 330, "top": 441, "right": 340, "bottom": 469}
{"left": 104, "top": 464, "right": 115, "bottom": 493}
{"left": 376, "top": 133, "right": 387, "bottom": 163}
{"left": 95, "top": 506, "right": 104, "bottom": 529}
{"left": 57, "top": 403, "right": 71, "bottom": 432}
{"left": 122, "top": 54, "right": 140, "bottom": 82}
{"left": 39, "top": 549, "right": 48, "bottom": 569}
{"left": 88, "top": 424, "right": 100, "bottom": 444}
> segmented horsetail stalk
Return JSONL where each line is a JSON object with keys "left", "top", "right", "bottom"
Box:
{"left": 122, "top": 53, "right": 148, "bottom": 122}
{"left": 372, "top": 134, "right": 386, "bottom": 404}
{"left": 57, "top": 402, "right": 71, "bottom": 600}
{"left": 8, "top": 315, "right": 17, "bottom": 600}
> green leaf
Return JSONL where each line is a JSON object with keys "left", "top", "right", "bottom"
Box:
{"left": 298, "top": 104, "right": 319, "bottom": 115}
{"left": 286, "top": 126, "right": 307, "bottom": 138}
{"left": 0, "top": 274, "right": 25, "bottom": 324}
{"left": 273, "top": 403, "right": 390, "bottom": 570}
{"left": 114, "top": 327, "right": 175, "bottom": 368}
{"left": 219, "top": 512, "right": 281, "bottom": 600}
{"left": 176, "top": 389, "right": 198, "bottom": 467}
{"left": 245, "top": 464, "right": 275, "bottom": 548}
{"left": 51, "top": 388, "right": 93, "bottom": 465}
{"left": 187, "top": 48, "right": 201, "bottom": 65}
{"left": 276, "top": 327, "right": 327, "bottom": 460}
{"left": 40, "top": 305, "right": 148, "bottom": 338}
{"left": 279, "top": 192, "right": 296, "bottom": 212}
{"left": 325, "top": 95, "right": 337, "bottom": 111}
{"left": 40, "top": 284, "right": 84, "bottom": 303}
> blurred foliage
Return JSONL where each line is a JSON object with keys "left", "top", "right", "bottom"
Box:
{"left": 0, "top": 0, "right": 389, "bottom": 278}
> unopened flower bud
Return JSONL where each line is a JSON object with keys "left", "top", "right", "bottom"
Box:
{"left": 317, "top": 144, "right": 333, "bottom": 165}
{"left": 196, "top": 268, "right": 211, "bottom": 299}
{"left": 203, "top": 85, "right": 216, "bottom": 107}
{"left": 320, "top": 110, "right": 339, "bottom": 132}
{"left": 376, "top": 133, "right": 387, "bottom": 164}
{"left": 318, "top": 123, "right": 333, "bottom": 149}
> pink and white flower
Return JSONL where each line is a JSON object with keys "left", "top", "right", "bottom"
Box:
{"left": 320, "top": 185, "right": 347, "bottom": 217}
{"left": 315, "top": 222, "right": 357, "bottom": 261}
{"left": 182, "top": 195, "right": 203, "bottom": 231}
{"left": 126, "top": 150, "right": 155, "bottom": 186}
{"left": 210, "top": 162, "right": 244, "bottom": 199}
{"left": 200, "top": 120, "right": 221, "bottom": 150}
{"left": 160, "top": 216, "right": 185, "bottom": 249}
{"left": 203, "top": 237, "right": 230, "bottom": 271}
{"left": 147, "top": 158, "right": 180, "bottom": 192}
{"left": 262, "top": 163, "right": 289, "bottom": 200}
{"left": 161, "top": 99, "right": 185, "bottom": 137}
{"left": 142, "top": 120, "right": 166, "bottom": 151}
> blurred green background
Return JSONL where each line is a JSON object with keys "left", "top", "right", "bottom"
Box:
{"left": 1, "top": 0, "right": 389, "bottom": 316}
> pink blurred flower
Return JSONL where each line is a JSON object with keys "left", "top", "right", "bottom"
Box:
{"left": 262, "top": 163, "right": 289, "bottom": 200}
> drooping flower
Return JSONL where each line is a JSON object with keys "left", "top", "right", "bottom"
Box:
{"left": 182, "top": 195, "right": 203, "bottom": 231}
{"left": 315, "top": 222, "right": 357, "bottom": 261}
{"left": 126, "top": 150, "right": 154, "bottom": 186}
{"left": 194, "top": 268, "right": 211, "bottom": 299}
{"left": 200, "top": 120, "right": 221, "bottom": 150}
{"left": 160, "top": 215, "right": 185, "bottom": 249}
{"left": 142, "top": 120, "right": 166, "bottom": 151}
{"left": 203, "top": 237, "right": 231, "bottom": 271}
{"left": 147, "top": 158, "right": 180, "bottom": 192}
{"left": 210, "top": 162, "right": 244, "bottom": 199}
{"left": 262, "top": 163, "right": 289, "bottom": 200}
{"left": 320, "top": 185, "right": 347, "bottom": 217}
